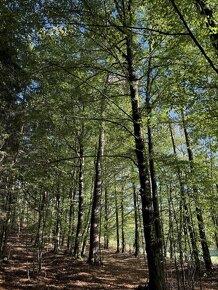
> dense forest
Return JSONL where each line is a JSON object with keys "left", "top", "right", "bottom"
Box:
{"left": 0, "top": 1, "right": 218, "bottom": 289}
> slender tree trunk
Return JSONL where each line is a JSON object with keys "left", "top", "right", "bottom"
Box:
{"left": 53, "top": 192, "right": 60, "bottom": 253}
{"left": 125, "top": 7, "right": 166, "bottom": 286}
{"left": 66, "top": 188, "right": 76, "bottom": 253}
{"left": 66, "top": 189, "right": 73, "bottom": 252}
{"left": 0, "top": 87, "right": 22, "bottom": 259}
{"left": 169, "top": 183, "right": 186, "bottom": 289}
{"left": 169, "top": 123, "right": 200, "bottom": 271}
{"left": 74, "top": 143, "right": 84, "bottom": 258}
{"left": 60, "top": 198, "right": 67, "bottom": 247}
{"left": 158, "top": 185, "right": 166, "bottom": 258}
{"left": 126, "top": 42, "right": 166, "bottom": 290}
{"left": 18, "top": 197, "right": 25, "bottom": 234}
{"left": 88, "top": 125, "right": 104, "bottom": 265}
{"left": 214, "top": 184, "right": 218, "bottom": 250}
{"left": 35, "top": 191, "right": 46, "bottom": 249}
{"left": 99, "top": 189, "right": 103, "bottom": 252}
{"left": 167, "top": 188, "right": 173, "bottom": 260}
{"left": 182, "top": 112, "right": 212, "bottom": 272}
{"left": 81, "top": 213, "right": 91, "bottom": 257}
{"left": 81, "top": 223, "right": 90, "bottom": 257}
{"left": 81, "top": 176, "right": 94, "bottom": 256}
{"left": 145, "top": 53, "right": 165, "bottom": 265}
{"left": 115, "top": 185, "right": 120, "bottom": 253}
{"left": 209, "top": 152, "right": 218, "bottom": 251}
{"left": 104, "top": 188, "right": 109, "bottom": 249}
{"left": 121, "top": 189, "right": 125, "bottom": 253}
{"left": 0, "top": 185, "right": 12, "bottom": 259}
{"left": 133, "top": 183, "right": 139, "bottom": 256}
{"left": 212, "top": 214, "right": 218, "bottom": 251}
{"left": 69, "top": 189, "right": 77, "bottom": 254}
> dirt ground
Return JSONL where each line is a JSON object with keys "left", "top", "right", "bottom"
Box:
{"left": 0, "top": 234, "right": 217, "bottom": 290}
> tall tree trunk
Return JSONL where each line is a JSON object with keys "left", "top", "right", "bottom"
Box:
{"left": 66, "top": 188, "right": 76, "bottom": 253}
{"left": 81, "top": 214, "right": 91, "bottom": 257}
{"left": 133, "top": 183, "right": 139, "bottom": 257}
{"left": 35, "top": 191, "right": 46, "bottom": 249}
{"left": 169, "top": 123, "right": 200, "bottom": 271}
{"left": 81, "top": 176, "right": 94, "bottom": 256}
{"left": 104, "top": 188, "right": 109, "bottom": 249}
{"left": 69, "top": 188, "right": 77, "bottom": 254}
{"left": 88, "top": 125, "right": 104, "bottom": 265}
{"left": 126, "top": 19, "right": 166, "bottom": 289}
{"left": 0, "top": 183, "right": 13, "bottom": 259}
{"left": 121, "top": 189, "right": 125, "bottom": 253}
{"left": 211, "top": 214, "right": 218, "bottom": 251}
{"left": 167, "top": 186, "right": 174, "bottom": 260}
{"left": 182, "top": 112, "right": 213, "bottom": 272}
{"left": 145, "top": 53, "right": 164, "bottom": 264}
{"left": 53, "top": 192, "right": 61, "bottom": 253}
{"left": 209, "top": 151, "right": 218, "bottom": 251}
{"left": 115, "top": 185, "right": 120, "bottom": 253}
{"left": 74, "top": 143, "right": 84, "bottom": 258}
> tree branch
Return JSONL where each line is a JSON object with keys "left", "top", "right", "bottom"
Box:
{"left": 169, "top": 0, "right": 218, "bottom": 74}
{"left": 47, "top": 154, "right": 138, "bottom": 166}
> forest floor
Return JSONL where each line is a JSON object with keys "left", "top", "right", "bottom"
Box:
{"left": 0, "top": 233, "right": 218, "bottom": 290}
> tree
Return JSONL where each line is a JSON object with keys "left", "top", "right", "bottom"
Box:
{"left": 1, "top": 1, "right": 217, "bottom": 289}
{"left": 88, "top": 121, "right": 105, "bottom": 264}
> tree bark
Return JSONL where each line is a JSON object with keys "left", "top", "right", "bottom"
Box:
{"left": 53, "top": 192, "right": 61, "bottom": 253}
{"left": 121, "top": 189, "right": 125, "bottom": 253}
{"left": 74, "top": 143, "right": 85, "bottom": 258}
{"left": 115, "top": 185, "right": 120, "bottom": 253}
{"left": 35, "top": 191, "right": 46, "bottom": 249}
{"left": 145, "top": 53, "right": 164, "bottom": 264}
{"left": 133, "top": 183, "right": 139, "bottom": 256}
{"left": 81, "top": 176, "right": 94, "bottom": 256}
{"left": 125, "top": 12, "right": 166, "bottom": 287}
{"left": 182, "top": 112, "right": 213, "bottom": 272}
{"left": 104, "top": 188, "right": 109, "bottom": 249}
{"left": 0, "top": 185, "right": 13, "bottom": 259}
{"left": 88, "top": 125, "right": 104, "bottom": 265}
{"left": 66, "top": 187, "right": 76, "bottom": 253}
{"left": 169, "top": 123, "right": 200, "bottom": 271}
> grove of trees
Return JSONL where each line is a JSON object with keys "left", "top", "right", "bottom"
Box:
{"left": 0, "top": 1, "right": 217, "bottom": 290}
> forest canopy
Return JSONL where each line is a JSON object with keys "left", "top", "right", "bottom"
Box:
{"left": 0, "top": 1, "right": 217, "bottom": 290}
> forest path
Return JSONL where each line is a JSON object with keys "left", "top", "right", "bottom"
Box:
{"left": 0, "top": 233, "right": 218, "bottom": 289}
{"left": 0, "top": 233, "right": 147, "bottom": 289}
